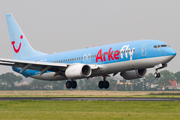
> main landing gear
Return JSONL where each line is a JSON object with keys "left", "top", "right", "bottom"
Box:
{"left": 98, "top": 76, "right": 109, "bottom": 89}
{"left": 66, "top": 80, "right": 77, "bottom": 89}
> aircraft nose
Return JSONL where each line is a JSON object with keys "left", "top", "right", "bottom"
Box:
{"left": 170, "top": 48, "right": 177, "bottom": 56}
{"left": 166, "top": 48, "right": 177, "bottom": 59}
{"left": 161, "top": 47, "right": 176, "bottom": 64}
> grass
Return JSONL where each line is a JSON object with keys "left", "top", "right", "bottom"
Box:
{"left": 0, "top": 100, "right": 180, "bottom": 120}
{"left": 1, "top": 91, "right": 180, "bottom": 98}
{"left": 149, "top": 92, "right": 180, "bottom": 95}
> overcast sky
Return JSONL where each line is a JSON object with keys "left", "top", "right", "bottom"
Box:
{"left": 0, "top": 0, "right": 179, "bottom": 76}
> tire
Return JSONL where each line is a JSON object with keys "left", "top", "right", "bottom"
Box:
{"left": 104, "top": 81, "right": 109, "bottom": 89}
{"left": 154, "top": 73, "right": 158, "bottom": 78}
{"left": 157, "top": 73, "right": 161, "bottom": 78}
{"left": 98, "top": 81, "right": 104, "bottom": 89}
{"left": 72, "top": 81, "right": 77, "bottom": 89}
{"left": 66, "top": 81, "right": 72, "bottom": 89}
{"left": 154, "top": 73, "right": 161, "bottom": 78}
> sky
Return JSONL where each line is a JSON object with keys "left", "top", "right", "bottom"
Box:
{"left": 0, "top": 0, "right": 179, "bottom": 78}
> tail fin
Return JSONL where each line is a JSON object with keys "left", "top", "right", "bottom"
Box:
{"left": 6, "top": 13, "right": 47, "bottom": 60}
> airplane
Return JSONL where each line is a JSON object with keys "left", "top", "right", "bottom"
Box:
{"left": 0, "top": 13, "right": 176, "bottom": 89}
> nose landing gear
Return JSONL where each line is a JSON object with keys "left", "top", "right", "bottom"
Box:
{"left": 154, "top": 68, "right": 161, "bottom": 78}
{"left": 154, "top": 71, "right": 161, "bottom": 78}
{"left": 154, "top": 63, "right": 167, "bottom": 78}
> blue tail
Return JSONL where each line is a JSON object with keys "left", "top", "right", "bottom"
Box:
{"left": 6, "top": 13, "right": 47, "bottom": 60}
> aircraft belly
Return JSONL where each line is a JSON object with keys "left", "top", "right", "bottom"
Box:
{"left": 103, "top": 56, "right": 173, "bottom": 74}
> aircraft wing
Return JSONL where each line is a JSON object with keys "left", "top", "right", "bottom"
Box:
{"left": 0, "top": 58, "right": 99, "bottom": 76}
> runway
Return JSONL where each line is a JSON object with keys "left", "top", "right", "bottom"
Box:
{"left": 0, "top": 97, "right": 180, "bottom": 101}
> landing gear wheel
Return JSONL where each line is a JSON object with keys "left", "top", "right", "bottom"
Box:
{"left": 98, "top": 81, "right": 110, "bottom": 89}
{"left": 157, "top": 73, "right": 161, "bottom": 78}
{"left": 154, "top": 73, "right": 157, "bottom": 78}
{"left": 154, "top": 72, "right": 161, "bottom": 78}
{"left": 66, "top": 81, "right": 72, "bottom": 89}
{"left": 98, "top": 81, "right": 104, "bottom": 89}
{"left": 72, "top": 81, "right": 77, "bottom": 89}
{"left": 104, "top": 81, "right": 109, "bottom": 89}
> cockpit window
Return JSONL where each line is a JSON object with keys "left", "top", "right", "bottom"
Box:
{"left": 153, "top": 44, "right": 170, "bottom": 49}
{"left": 161, "top": 45, "right": 167, "bottom": 47}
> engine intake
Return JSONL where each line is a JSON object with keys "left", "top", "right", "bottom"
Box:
{"left": 120, "top": 69, "right": 147, "bottom": 80}
{"left": 65, "top": 64, "right": 92, "bottom": 79}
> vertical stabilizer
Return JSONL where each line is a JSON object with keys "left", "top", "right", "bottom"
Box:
{"left": 6, "top": 13, "right": 47, "bottom": 60}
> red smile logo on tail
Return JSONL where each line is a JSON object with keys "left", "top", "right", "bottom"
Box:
{"left": 11, "top": 35, "right": 23, "bottom": 53}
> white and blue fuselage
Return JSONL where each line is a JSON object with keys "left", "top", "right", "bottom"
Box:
{"left": 0, "top": 13, "right": 176, "bottom": 89}
{"left": 13, "top": 40, "right": 176, "bottom": 80}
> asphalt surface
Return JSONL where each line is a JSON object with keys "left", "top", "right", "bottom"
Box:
{"left": 0, "top": 97, "right": 180, "bottom": 101}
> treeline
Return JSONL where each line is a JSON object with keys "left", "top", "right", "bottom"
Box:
{"left": 0, "top": 70, "right": 180, "bottom": 91}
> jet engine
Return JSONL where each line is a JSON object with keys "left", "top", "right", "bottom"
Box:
{"left": 120, "top": 69, "right": 147, "bottom": 80}
{"left": 65, "top": 64, "right": 92, "bottom": 79}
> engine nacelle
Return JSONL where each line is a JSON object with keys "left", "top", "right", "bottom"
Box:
{"left": 65, "top": 64, "right": 92, "bottom": 79}
{"left": 120, "top": 69, "right": 147, "bottom": 80}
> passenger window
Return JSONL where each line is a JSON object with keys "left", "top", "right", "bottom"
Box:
{"left": 154, "top": 45, "right": 158, "bottom": 48}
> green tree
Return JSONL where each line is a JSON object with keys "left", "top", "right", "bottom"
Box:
{"left": 131, "top": 79, "right": 141, "bottom": 91}
{"left": 144, "top": 73, "right": 157, "bottom": 90}
{"left": 157, "top": 70, "right": 175, "bottom": 88}
{"left": 137, "top": 82, "right": 143, "bottom": 91}
{"left": 107, "top": 77, "right": 117, "bottom": 91}
{"left": 175, "top": 71, "right": 180, "bottom": 83}
{"left": 17, "top": 85, "right": 30, "bottom": 90}
{"left": 127, "top": 84, "right": 131, "bottom": 91}
{"left": 116, "top": 79, "right": 126, "bottom": 91}
{"left": 116, "top": 84, "right": 125, "bottom": 91}
{"left": 0, "top": 83, "right": 6, "bottom": 90}
{"left": 0, "top": 72, "right": 22, "bottom": 90}
{"left": 52, "top": 81, "right": 66, "bottom": 90}
{"left": 78, "top": 79, "right": 85, "bottom": 90}
{"left": 83, "top": 78, "right": 99, "bottom": 90}
{"left": 29, "top": 80, "right": 51, "bottom": 90}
